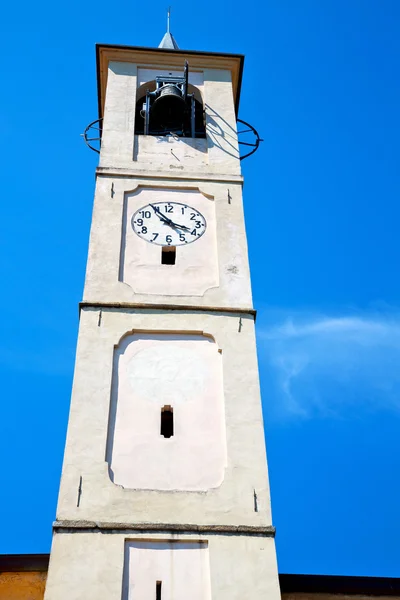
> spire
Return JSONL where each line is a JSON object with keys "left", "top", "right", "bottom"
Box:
{"left": 158, "top": 7, "right": 179, "bottom": 49}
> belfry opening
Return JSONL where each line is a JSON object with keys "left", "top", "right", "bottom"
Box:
{"left": 134, "top": 62, "right": 206, "bottom": 138}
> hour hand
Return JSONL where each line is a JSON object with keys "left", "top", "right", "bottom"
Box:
{"left": 150, "top": 205, "right": 189, "bottom": 231}
{"left": 169, "top": 221, "right": 190, "bottom": 231}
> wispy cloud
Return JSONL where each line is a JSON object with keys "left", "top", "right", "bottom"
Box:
{"left": 258, "top": 311, "right": 400, "bottom": 418}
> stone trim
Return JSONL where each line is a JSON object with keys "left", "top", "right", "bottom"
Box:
{"left": 53, "top": 520, "right": 275, "bottom": 537}
{"left": 96, "top": 167, "right": 244, "bottom": 184}
{"left": 79, "top": 301, "right": 257, "bottom": 319}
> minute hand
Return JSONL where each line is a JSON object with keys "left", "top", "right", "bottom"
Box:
{"left": 150, "top": 204, "right": 172, "bottom": 225}
{"left": 150, "top": 204, "right": 190, "bottom": 231}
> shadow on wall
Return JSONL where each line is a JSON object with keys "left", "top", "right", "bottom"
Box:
{"left": 205, "top": 103, "right": 240, "bottom": 159}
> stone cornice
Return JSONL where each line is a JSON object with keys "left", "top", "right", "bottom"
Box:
{"left": 79, "top": 301, "right": 257, "bottom": 319}
{"left": 53, "top": 520, "right": 275, "bottom": 537}
{"left": 96, "top": 166, "right": 244, "bottom": 184}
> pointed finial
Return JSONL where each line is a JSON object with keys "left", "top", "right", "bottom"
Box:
{"left": 158, "top": 6, "right": 180, "bottom": 49}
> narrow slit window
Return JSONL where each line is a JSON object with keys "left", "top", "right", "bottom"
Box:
{"left": 160, "top": 406, "right": 174, "bottom": 438}
{"left": 156, "top": 581, "right": 162, "bottom": 600}
{"left": 161, "top": 246, "right": 176, "bottom": 265}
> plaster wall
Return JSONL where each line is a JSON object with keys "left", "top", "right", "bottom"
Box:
{"left": 84, "top": 177, "right": 252, "bottom": 308}
{"left": 44, "top": 531, "right": 281, "bottom": 600}
{"left": 134, "top": 134, "right": 208, "bottom": 166}
{"left": 107, "top": 332, "right": 226, "bottom": 491}
{"left": 119, "top": 187, "right": 219, "bottom": 297}
{"left": 99, "top": 61, "right": 240, "bottom": 175}
{"left": 57, "top": 307, "right": 271, "bottom": 527}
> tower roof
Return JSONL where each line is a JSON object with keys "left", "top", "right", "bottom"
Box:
{"left": 158, "top": 32, "right": 179, "bottom": 50}
{"left": 158, "top": 8, "right": 179, "bottom": 49}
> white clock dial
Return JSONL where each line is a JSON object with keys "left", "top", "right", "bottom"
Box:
{"left": 131, "top": 202, "right": 207, "bottom": 246}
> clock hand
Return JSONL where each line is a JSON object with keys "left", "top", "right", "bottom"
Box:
{"left": 150, "top": 204, "right": 172, "bottom": 225}
{"left": 169, "top": 221, "right": 190, "bottom": 231}
{"left": 150, "top": 204, "right": 190, "bottom": 231}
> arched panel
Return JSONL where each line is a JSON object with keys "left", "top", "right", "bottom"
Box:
{"left": 106, "top": 332, "right": 227, "bottom": 491}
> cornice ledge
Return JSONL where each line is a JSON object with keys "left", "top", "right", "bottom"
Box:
{"left": 96, "top": 166, "right": 244, "bottom": 184}
{"left": 79, "top": 301, "right": 256, "bottom": 319}
{"left": 53, "top": 520, "right": 275, "bottom": 537}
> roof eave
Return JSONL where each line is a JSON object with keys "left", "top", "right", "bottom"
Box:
{"left": 95, "top": 43, "right": 245, "bottom": 120}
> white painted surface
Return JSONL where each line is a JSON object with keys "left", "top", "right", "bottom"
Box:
{"left": 120, "top": 187, "right": 219, "bottom": 297}
{"left": 107, "top": 332, "right": 227, "bottom": 491}
{"left": 123, "top": 541, "right": 211, "bottom": 600}
{"left": 134, "top": 135, "right": 208, "bottom": 166}
{"left": 44, "top": 532, "right": 281, "bottom": 600}
{"left": 58, "top": 309, "right": 271, "bottom": 525}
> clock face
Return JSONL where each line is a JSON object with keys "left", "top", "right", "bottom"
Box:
{"left": 131, "top": 202, "right": 207, "bottom": 246}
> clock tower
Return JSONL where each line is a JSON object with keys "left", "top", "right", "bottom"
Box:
{"left": 44, "top": 32, "right": 281, "bottom": 600}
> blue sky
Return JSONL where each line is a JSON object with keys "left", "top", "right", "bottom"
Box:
{"left": 1, "top": 0, "right": 400, "bottom": 577}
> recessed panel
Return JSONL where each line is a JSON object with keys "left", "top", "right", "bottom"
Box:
{"left": 122, "top": 540, "right": 211, "bottom": 600}
{"left": 119, "top": 187, "right": 219, "bottom": 296}
{"left": 107, "top": 332, "right": 227, "bottom": 491}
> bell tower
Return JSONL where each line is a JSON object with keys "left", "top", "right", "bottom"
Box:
{"left": 44, "top": 30, "right": 281, "bottom": 600}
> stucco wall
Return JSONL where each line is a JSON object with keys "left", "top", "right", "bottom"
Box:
{"left": 100, "top": 60, "right": 240, "bottom": 176}
{"left": 44, "top": 531, "right": 280, "bottom": 600}
{"left": 119, "top": 187, "right": 219, "bottom": 297}
{"left": 57, "top": 307, "right": 271, "bottom": 527}
{"left": 84, "top": 177, "right": 252, "bottom": 308}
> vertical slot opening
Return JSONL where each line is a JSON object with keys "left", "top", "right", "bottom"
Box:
{"left": 156, "top": 581, "right": 162, "bottom": 600}
{"left": 160, "top": 405, "right": 174, "bottom": 438}
{"left": 161, "top": 246, "right": 176, "bottom": 265}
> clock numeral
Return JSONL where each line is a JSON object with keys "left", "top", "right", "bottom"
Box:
{"left": 133, "top": 203, "right": 206, "bottom": 246}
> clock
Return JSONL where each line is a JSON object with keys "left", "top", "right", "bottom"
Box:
{"left": 131, "top": 201, "right": 207, "bottom": 246}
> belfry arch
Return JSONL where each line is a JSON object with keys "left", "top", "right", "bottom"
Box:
{"left": 134, "top": 79, "right": 206, "bottom": 138}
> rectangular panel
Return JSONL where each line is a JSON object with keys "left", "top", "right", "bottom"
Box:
{"left": 123, "top": 540, "right": 212, "bottom": 600}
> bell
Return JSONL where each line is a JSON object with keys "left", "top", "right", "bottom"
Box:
{"left": 151, "top": 84, "right": 186, "bottom": 129}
